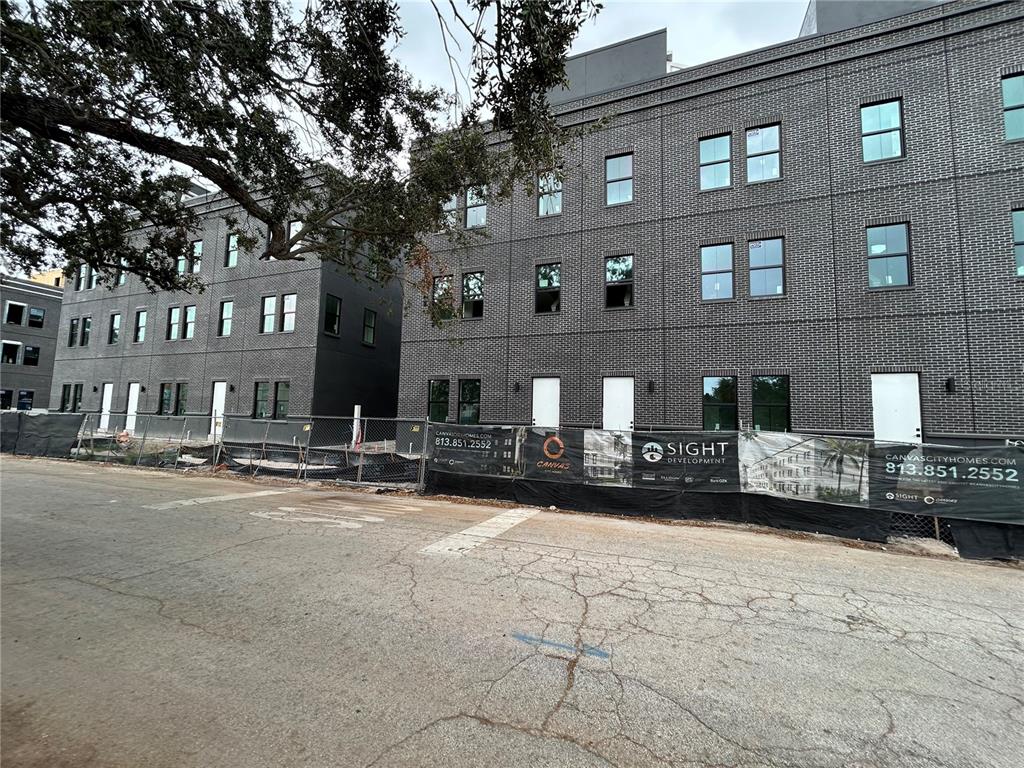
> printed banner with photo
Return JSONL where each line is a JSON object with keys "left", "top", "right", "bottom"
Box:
{"left": 583, "top": 429, "right": 633, "bottom": 486}
{"left": 521, "top": 428, "right": 586, "bottom": 483}
{"left": 738, "top": 432, "right": 870, "bottom": 507}
{"left": 428, "top": 424, "right": 520, "bottom": 477}
{"left": 632, "top": 432, "right": 740, "bottom": 492}
{"left": 868, "top": 443, "right": 1024, "bottom": 524}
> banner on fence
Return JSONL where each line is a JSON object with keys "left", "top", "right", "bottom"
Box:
{"left": 583, "top": 430, "right": 633, "bottom": 486}
{"left": 428, "top": 424, "right": 519, "bottom": 476}
{"left": 632, "top": 432, "right": 740, "bottom": 492}
{"left": 522, "top": 428, "right": 586, "bottom": 482}
{"left": 868, "top": 443, "right": 1024, "bottom": 523}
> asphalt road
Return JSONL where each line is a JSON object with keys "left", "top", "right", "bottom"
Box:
{"left": 2, "top": 457, "right": 1022, "bottom": 768}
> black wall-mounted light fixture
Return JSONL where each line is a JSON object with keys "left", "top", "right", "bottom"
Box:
{"left": 140, "top": 385, "right": 146, "bottom": 393}
{"left": 229, "top": 384, "right": 236, "bottom": 393}
{"left": 945, "top": 377, "right": 956, "bottom": 394}
{"left": 512, "top": 382, "right": 521, "bottom": 393}
{"left": 92, "top": 385, "right": 98, "bottom": 392}
{"left": 648, "top": 380, "right": 656, "bottom": 394}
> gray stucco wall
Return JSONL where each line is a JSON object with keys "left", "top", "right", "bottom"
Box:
{"left": 548, "top": 30, "right": 667, "bottom": 105}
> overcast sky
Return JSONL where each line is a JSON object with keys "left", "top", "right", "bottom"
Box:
{"left": 394, "top": 0, "right": 809, "bottom": 105}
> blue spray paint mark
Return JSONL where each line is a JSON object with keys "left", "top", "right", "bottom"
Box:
{"left": 511, "top": 632, "right": 610, "bottom": 659}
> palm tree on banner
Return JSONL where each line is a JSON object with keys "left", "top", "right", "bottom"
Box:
{"left": 821, "top": 438, "right": 867, "bottom": 495}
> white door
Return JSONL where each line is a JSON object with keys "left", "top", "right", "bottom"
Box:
{"left": 871, "top": 373, "right": 922, "bottom": 443}
{"left": 211, "top": 381, "right": 227, "bottom": 439}
{"left": 126, "top": 382, "right": 140, "bottom": 433}
{"left": 602, "top": 377, "right": 634, "bottom": 431}
{"left": 532, "top": 377, "right": 560, "bottom": 428}
{"left": 99, "top": 383, "right": 114, "bottom": 431}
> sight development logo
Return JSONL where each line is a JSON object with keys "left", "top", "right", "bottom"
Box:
{"left": 641, "top": 442, "right": 664, "bottom": 462}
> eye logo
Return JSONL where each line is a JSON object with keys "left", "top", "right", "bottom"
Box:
{"left": 542, "top": 435, "right": 565, "bottom": 460}
{"left": 642, "top": 442, "right": 664, "bottom": 462}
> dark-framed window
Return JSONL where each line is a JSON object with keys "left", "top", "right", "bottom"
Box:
{"left": 465, "top": 187, "right": 487, "bottom": 228}
{"left": 134, "top": 310, "right": 147, "bottom": 343}
{"left": 174, "top": 383, "right": 189, "bottom": 416}
{"left": 166, "top": 307, "right": 181, "bottom": 340}
{"left": 441, "top": 195, "right": 458, "bottom": 229}
{"left": 1, "top": 343, "right": 18, "bottom": 365}
{"left": 749, "top": 238, "right": 785, "bottom": 296}
{"left": 176, "top": 251, "right": 188, "bottom": 274}
{"left": 16, "top": 390, "right": 33, "bottom": 410}
{"left": 183, "top": 305, "right": 196, "bottom": 340}
{"left": 260, "top": 296, "right": 277, "bottom": 333}
{"left": 535, "top": 263, "right": 561, "bottom": 313}
{"left": 428, "top": 379, "right": 449, "bottom": 422}
{"left": 461, "top": 272, "right": 484, "bottom": 318}
{"left": 79, "top": 316, "right": 91, "bottom": 346}
{"left": 431, "top": 275, "right": 454, "bottom": 320}
{"left": 68, "top": 318, "right": 79, "bottom": 347}
{"left": 0, "top": 389, "right": 10, "bottom": 409}
{"left": 87, "top": 266, "right": 98, "bottom": 289}
{"left": 699, "top": 134, "right": 731, "bottom": 190}
{"left": 288, "top": 219, "right": 303, "bottom": 253}
{"left": 324, "top": 294, "right": 342, "bottom": 335}
{"left": 1013, "top": 209, "right": 1024, "bottom": 277}
{"left": 861, "top": 99, "right": 903, "bottom": 162}
{"left": 60, "top": 383, "right": 83, "bottom": 413}
{"left": 274, "top": 381, "right": 290, "bottom": 419}
{"left": 700, "top": 244, "right": 733, "bottom": 300}
{"left": 538, "top": 170, "right": 562, "bottom": 216}
{"left": 158, "top": 383, "right": 173, "bottom": 415}
{"left": 362, "top": 308, "right": 377, "bottom": 345}
{"left": 28, "top": 307, "right": 45, "bottom": 328}
{"left": 458, "top": 379, "right": 481, "bottom": 425}
{"left": 116, "top": 259, "right": 127, "bottom": 286}
{"left": 59, "top": 384, "right": 71, "bottom": 412}
{"left": 218, "top": 300, "right": 233, "bottom": 336}
{"left": 225, "top": 233, "right": 239, "bottom": 268}
{"left": 253, "top": 382, "right": 272, "bottom": 419}
{"left": 752, "top": 375, "right": 791, "bottom": 432}
{"left": 22, "top": 345, "right": 39, "bottom": 366}
{"left": 702, "top": 376, "right": 738, "bottom": 431}
{"left": 4, "top": 301, "right": 25, "bottom": 324}
{"left": 746, "top": 124, "right": 780, "bottom": 183}
{"left": 190, "top": 240, "right": 203, "bottom": 273}
{"left": 605, "top": 254, "right": 634, "bottom": 308}
{"left": 1003, "top": 74, "right": 1024, "bottom": 141}
{"left": 108, "top": 313, "right": 121, "bottom": 344}
{"left": 280, "top": 293, "right": 296, "bottom": 332}
{"left": 605, "top": 153, "right": 633, "bottom": 205}
{"left": 867, "top": 223, "right": 911, "bottom": 288}
{"left": 74, "top": 264, "right": 86, "bottom": 291}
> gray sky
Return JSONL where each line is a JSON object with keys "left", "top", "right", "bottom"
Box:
{"left": 395, "top": 0, "right": 809, "bottom": 106}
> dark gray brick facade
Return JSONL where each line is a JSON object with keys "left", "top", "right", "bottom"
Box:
{"left": 1, "top": 275, "right": 63, "bottom": 411}
{"left": 398, "top": 0, "right": 1024, "bottom": 441}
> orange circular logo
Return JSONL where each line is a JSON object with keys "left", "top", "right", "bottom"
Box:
{"left": 542, "top": 435, "right": 565, "bottom": 460}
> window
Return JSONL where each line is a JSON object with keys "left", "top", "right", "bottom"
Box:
{"left": 861, "top": 100, "right": 903, "bottom": 162}
{"left": 700, "top": 244, "right": 734, "bottom": 300}
{"left": 699, "top": 135, "right": 731, "bottom": 190}
{"left": 458, "top": 379, "right": 481, "bottom": 425}
{"left": 253, "top": 382, "right": 272, "bottom": 419}
{"left": 22, "top": 346, "right": 39, "bottom": 366}
{"left": 108, "top": 313, "right": 121, "bottom": 344}
{"left": 260, "top": 296, "right": 277, "bottom": 333}
{"left": 1014, "top": 210, "right": 1024, "bottom": 277}
{"left": 218, "top": 301, "right": 233, "bottom": 336}
{"left": 174, "top": 383, "right": 189, "bottom": 416}
{"left": 61, "top": 383, "right": 83, "bottom": 413}
{"left": 324, "top": 294, "right": 342, "bottom": 335}
{"left": 752, "top": 376, "right": 791, "bottom": 431}
{"left": 746, "top": 124, "right": 780, "bottom": 183}
{"left": 68, "top": 318, "right": 79, "bottom": 347}
{"left": 867, "top": 223, "right": 911, "bottom": 288}
{"left": 703, "top": 376, "right": 738, "bottom": 431}
{"left": 1003, "top": 74, "right": 1024, "bottom": 141}
{"left": 428, "top": 379, "right": 449, "bottom": 422}
{"left": 116, "top": 259, "right": 127, "bottom": 286}
{"left": 87, "top": 266, "right": 98, "bottom": 289}
{"left": 183, "top": 305, "right": 196, "bottom": 339}
{"left": 280, "top": 293, "right": 296, "bottom": 332}
{"left": 461, "top": 272, "right": 484, "bottom": 318}
{"left": 17, "top": 390, "right": 34, "bottom": 410}
{"left": 1, "top": 342, "right": 19, "bottom": 364}
{"left": 274, "top": 382, "right": 290, "bottom": 419}
{"left": 362, "top": 308, "right": 377, "bottom": 345}
{"left": 538, "top": 171, "right": 562, "bottom": 216}
{"left": 441, "top": 195, "right": 458, "bottom": 228}
{"left": 134, "top": 310, "right": 147, "bottom": 343}
{"left": 225, "top": 233, "right": 239, "bottom": 268}
{"left": 59, "top": 384, "right": 71, "bottom": 412}
{"left": 176, "top": 251, "right": 188, "bottom": 274}
{"left": 158, "top": 383, "right": 173, "bottom": 415}
{"left": 465, "top": 188, "right": 487, "bottom": 228}
{"left": 0, "top": 389, "right": 10, "bottom": 410}
{"left": 749, "top": 238, "right": 785, "bottom": 296}
{"left": 287, "top": 219, "right": 303, "bottom": 254}
{"left": 79, "top": 316, "right": 91, "bottom": 346}
{"left": 190, "top": 241, "right": 203, "bottom": 273}
{"left": 166, "top": 307, "right": 181, "bottom": 339}
{"left": 74, "top": 263, "right": 89, "bottom": 291}
{"left": 432, "top": 276, "right": 453, "bottom": 320}
{"left": 28, "top": 307, "right": 45, "bottom": 328}
{"left": 605, "top": 255, "right": 634, "bottom": 308}
{"left": 4, "top": 301, "right": 25, "bottom": 325}
{"left": 605, "top": 153, "right": 633, "bottom": 205}
{"left": 535, "top": 263, "right": 561, "bottom": 313}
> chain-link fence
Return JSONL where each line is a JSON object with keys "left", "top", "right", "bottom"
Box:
{"left": 72, "top": 413, "right": 220, "bottom": 468}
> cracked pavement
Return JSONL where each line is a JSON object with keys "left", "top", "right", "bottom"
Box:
{"left": 2, "top": 457, "right": 1022, "bottom": 767}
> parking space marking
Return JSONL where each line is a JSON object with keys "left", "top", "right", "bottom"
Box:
{"left": 419, "top": 508, "right": 539, "bottom": 556}
{"left": 145, "top": 490, "right": 293, "bottom": 510}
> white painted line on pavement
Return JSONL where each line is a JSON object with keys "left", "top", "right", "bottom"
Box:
{"left": 419, "top": 508, "right": 539, "bottom": 556}
{"left": 144, "top": 490, "right": 293, "bottom": 510}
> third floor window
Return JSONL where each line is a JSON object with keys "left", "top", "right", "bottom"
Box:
{"left": 749, "top": 238, "right": 785, "bottom": 297}
{"left": 535, "top": 263, "right": 560, "bottom": 313}
{"left": 462, "top": 272, "right": 484, "bottom": 318}
{"left": 861, "top": 99, "right": 903, "bottom": 162}
{"left": 465, "top": 188, "right": 487, "bottom": 229}
{"left": 867, "top": 223, "right": 911, "bottom": 288}
{"left": 1004, "top": 74, "right": 1024, "bottom": 141}
{"left": 605, "top": 153, "right": 633, "bottom": 205}
{"left": 746, "top": 124, "right": 780, "bottom": 183}
{"left": 699, "top": 135, "right": 731, "bottom": 190}
{"left": 538, "top": 171, "right": 562, "bottom": 216}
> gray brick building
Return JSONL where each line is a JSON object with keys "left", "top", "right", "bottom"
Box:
{"left": 398, "top": 0, "right": 1024, "bottom": 444}
{"left": 50, "top": 192, "right": 402, "bottom": 423}
{"left": 1, "top": 274, "right": 63, "bottom": 411}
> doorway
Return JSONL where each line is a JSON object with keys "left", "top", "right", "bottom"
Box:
{"left": 531, "top": 377, "right": 560, "bottom": 428}
{"left": 871, "top": 373, "right": 922, "bottom": 443}
{"left": 602, "top": 377, "right": 634, "bottom": 431}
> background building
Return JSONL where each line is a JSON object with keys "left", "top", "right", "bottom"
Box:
{"left": 1, "top": 274, "right": 63, "bottom": 411}
{"left": 50, "top": 191, "right": 402, "bottom": 423}
{"left": 398, "top": 0, "right": 1024, "bottom": 444}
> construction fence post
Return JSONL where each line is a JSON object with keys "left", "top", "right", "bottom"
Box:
{"left": 135, "top": 415, "right": 150, "bottom": 466}
{"left": 212, "top": 415, "right": 225, "bottom": 468}
{"left": 173, "top": 417, "right": 188, "bottom": 470}
{"left": 253, "top": 422, "right": 271, "bottom": 477}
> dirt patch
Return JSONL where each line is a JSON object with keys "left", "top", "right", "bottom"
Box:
{"left": 1, "top": 699, "right": 104, "bottom": 768}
